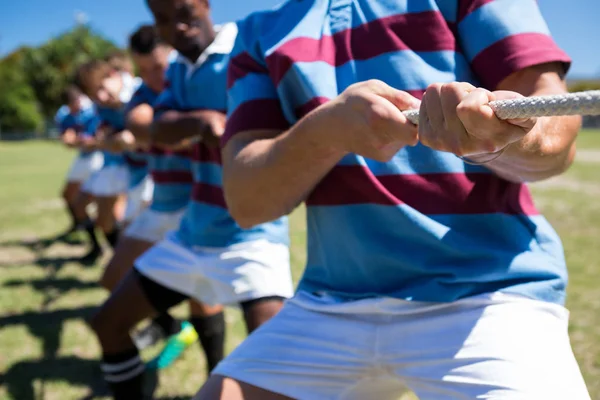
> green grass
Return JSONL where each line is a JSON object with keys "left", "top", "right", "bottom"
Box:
{"left": 0, "top": 131, "right": 599, "bottom": 399}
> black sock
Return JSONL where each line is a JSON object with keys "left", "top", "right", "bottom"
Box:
{"left": 104, "top": 227, "right": 120, "bottom": 248}
{"left": 152, "top": 312, "right": 181, "bottom": 337}
{"left": 82, "top": 218, "right": 101, "bottom": 250}
{"left": 101, "top": 348, "right": 145, "bottom": 400}
{"left": 191, "top": 312, "right": 226, "bottom": 372}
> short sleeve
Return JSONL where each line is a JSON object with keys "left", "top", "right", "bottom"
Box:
{"left": 125, "top": 85, "right": 152, "bottom": 116}
{"left": 153, "top": 86, "right": 178, "bottom": 120}
{"left": 456, "top": 0, "right": 571, "bottom": 89}
{"left": 54, "top": 107, "right": 69, "bottom": 132}
{"left": 82, "top": 113, "right": 101, "bottom": 138}
{"left": 222, "top": 19, "right": 290, "bottom": 147}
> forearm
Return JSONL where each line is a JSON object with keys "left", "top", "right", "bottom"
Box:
{"left": 224, "top": 108, "right": 346, "bottom": 228}
{"left": 471, "top": 63, "right": 580, "bottom": 182}
{"left": 126, "top": 104, "right": 153, "bottom": 145}
{"left": 151, "top": 110, "right": 209, "bottom": 145}
{"left": 480, "top": 115, "right": 579, "bottom": 182}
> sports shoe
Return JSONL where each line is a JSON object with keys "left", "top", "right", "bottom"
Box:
{"left": 146, "top": 321, "right": 198, "bottom": 370}
{"left": 132, "top": 322, "right": 165, "bottom": 350}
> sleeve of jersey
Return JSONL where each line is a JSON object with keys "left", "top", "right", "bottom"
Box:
{"left": 83, "top": 114, "right": 102, "bottom": 138}
{"left": 152, "top": 86, "right": 178, "bottom": 120}
{"left": 124, "top": 87, "right": 148, "bottom": 116}
{"left": 457, "top": 0, "right": 571, "bottom": 89}
{"left": 222, "top": 30, "right": 290, "bottom": 147}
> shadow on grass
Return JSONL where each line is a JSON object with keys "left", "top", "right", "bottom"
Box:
{"left": 3, "top": 276, "right": 98, "bottom": 293}
{"left": 0, "top": 356, "right": 109, "bottom": 400}
{"left": 0, "top": 306, "right": 97, "bottom": 359}
{"left": 0, "top": 232, "right": 84, "bottom": 253}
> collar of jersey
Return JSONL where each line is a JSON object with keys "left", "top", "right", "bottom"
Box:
{"left": 119, "top": 73, "right": 142, "bottom": 104}
{"left": 176, "top": 22, "right": 238, "bottom": 74}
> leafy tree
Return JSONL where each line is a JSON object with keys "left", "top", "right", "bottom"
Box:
{"left": 0, "top": 55, "right": 43, "bottom": 133}
{"left": 20, "top": 24, "right": 118, "bottom": 119}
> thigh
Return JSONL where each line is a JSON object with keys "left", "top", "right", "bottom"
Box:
{"left": 189, "top": 299, "right": 223, "bottom": 317}
{"left": 101, "top": 236, "right": 155, "bottom": 292}
{"left": 63, "top": 182, "right": 81, "bottom": 203}
{"left": 210, "top": 296, "right": 377, "bottom": 400}
{"left": 93, "top": 269, "right": 162, "bottom": 352}
{"left": 133, "top": 235, "right": 197, "bottom": 310}
{"left": 388, "top": 296, "right": 591, "bottom": 399}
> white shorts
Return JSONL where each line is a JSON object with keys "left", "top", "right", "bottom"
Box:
{"left": 123, "top": 177, "right": 154, "bottom": 223}
{"left": 134, "top": 233, "right": 294, "bottom": 306}
{"left": 66, "top": 152, "right": 103, "bottom": 183}
{"left": 214, "top": 291, "right": 590, "bottom": 400}
{"left": 82, "top": 165, "right": 129, "bottom": 197}
{"left": 124, "top": 208, "right": 185, "bottom": 243}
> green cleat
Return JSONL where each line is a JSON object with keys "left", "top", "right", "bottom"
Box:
{"left": 146, "top": 321, "right": 198, "bottom": 370}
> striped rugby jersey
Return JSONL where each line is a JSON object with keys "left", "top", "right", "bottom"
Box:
{"left": 54, "top": 98, "right": 101, "bottom": 158}
{"left": 97, "top": 73, "right": 148, "bottom": 184}
{"left": 225, "top": 0, "right": 572, "bottom": 304}
{"left": 125, "top": 80, "right": 193, "bottom": 213}
{"left": 154, "top": 23, "right": 289, "bottom": 248}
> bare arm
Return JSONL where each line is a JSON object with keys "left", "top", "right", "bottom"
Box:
{"left": 223, "top": 81, "right": 419, "bottom": 228}
{"left": 151, "top": 110, "right": 226, "bottom": 146}
{"left": 471, "top": 63, "right": 580, "bottom": 182}
{"left": 126, "top": 103, "right": 154, "bottom": 145}
{"left": 222, "top": 109, "right": 346, "bottom": 228}
{"left": 61, "top": 129, "right": 78, "bottom": 148}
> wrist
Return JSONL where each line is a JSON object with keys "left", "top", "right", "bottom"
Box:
{"left": 299, "top": 100, "right": 349, "bottom": 159}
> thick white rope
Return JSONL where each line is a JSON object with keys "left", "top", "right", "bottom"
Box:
{"left": 402, "top": 90, "right": 600, "bottom": 125}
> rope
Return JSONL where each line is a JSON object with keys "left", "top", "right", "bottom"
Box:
{"left": 402, "top": 90, "right": 600, "bottom": 125}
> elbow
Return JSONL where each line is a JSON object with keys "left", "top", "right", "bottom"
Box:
{"left": 227, "top": 200, "right": 272, "bottom": 229}
{"left": 225, "top": 187, "right": 284, "bottom": 229}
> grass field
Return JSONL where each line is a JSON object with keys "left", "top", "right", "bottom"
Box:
{"left": 0, "top": 132, "right": 599, "bottom": 399}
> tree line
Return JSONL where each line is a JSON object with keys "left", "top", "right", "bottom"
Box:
{"left": 0, "top": 24, "right": 117, "bottom": 135}
{"left": 1, "top": 24, "right": 599, "bottom": 135}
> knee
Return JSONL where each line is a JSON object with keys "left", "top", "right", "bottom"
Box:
{"left": 89, "top": 307, "right": 129, "bottom": 343}
{"left": 61, "top": 187, "right": 69, "bottom": 201}
{"left": 96, "top": 208, "right": 114, "bottom": 232}
{"left": 99, "top": 270, "right": 116, "bottom": 292}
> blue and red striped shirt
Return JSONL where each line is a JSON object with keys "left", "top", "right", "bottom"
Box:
{"left": 225, "top": 0, "right": 571, "bottom": 304}
{"left": 154, "top": 24, "right": 289, "bottom": 247}
{"left": 54, "top": 98, "right": 100, "bottom": 158}
{"left": 126, "top": 80, "right": 193, "bottom": 212}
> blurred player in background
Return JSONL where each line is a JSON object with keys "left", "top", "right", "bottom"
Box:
{"left": 89, "top": 1, "right": 294, "bottom": 398}
{"left": 100, "top": 24, "right": 225, "bottom": 372}
{"left": 54, "top": 86, "right": 104, "bottom": 242}
{"left": 73, "top": 60, "right": 141, "bottom": 258}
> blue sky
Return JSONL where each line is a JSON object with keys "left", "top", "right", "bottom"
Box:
{"left": 0, "top": 0, "right": 598, "bottom": 78}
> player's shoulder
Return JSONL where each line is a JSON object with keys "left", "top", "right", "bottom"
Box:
{"left": 236, "top": 0, "right": 316, "bottom": 60}
{"left": 54, "top": 105, "right": 70, "bottom": 122}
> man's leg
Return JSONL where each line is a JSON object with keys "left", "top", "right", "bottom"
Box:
{"left": 73, "top": 190, "right": 103, "bottom": 261}
{"left": 101, "top": 233, "right": 184, "bottom": 350}
{"left": 60, "top": 181, "right": 82, "bottom": 235}
{"left": 189, "top": 300, "right": 225, "bottom": 373}
{"left": 100, "top": 236, "right": 154, "bottom": 291}
{"left": 90, "top": 268, "right": 189, "bottom": 400}
{"left": 96, "top": 195, "right": 121, "bottom": 249}
{"left": 195, "top": 376, "right": 293, "bottom": 400}
{"left": 195, "top": 293, "right": 376, "bottom": 400}
{"left": 240, "top": 297, "right": 285, "bottom": 334}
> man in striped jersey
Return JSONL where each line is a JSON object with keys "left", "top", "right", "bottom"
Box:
{"left": 100, "top": 24, "right": 227, "bottom": 373}
{"left": 197, "top": 1, "right": 590, "bottom": 399}
{"left": 75, "top": 60, "right": 149, "bottom": 252}
{"left": 54, "top": 86, "right": 104, "bottom": 243}
{"left": 89, "top": 3, "right": 293, "bottom": 398}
